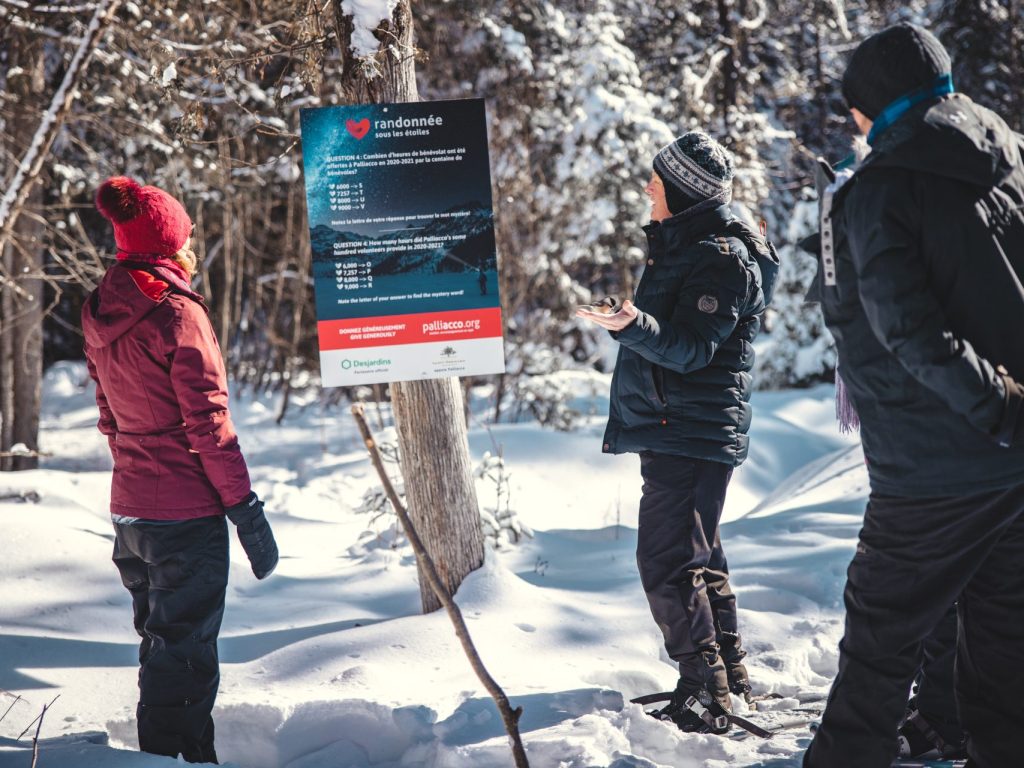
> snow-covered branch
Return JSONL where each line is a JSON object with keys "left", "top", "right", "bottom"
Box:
{"left": 0, "top": 0, "right": 121, "bottom": 254}
{"left": 737, "top": 0, "right": 767, "bottom": 31}
{"left": 0, "top": 7, "right": 83, "bottom": 41}
{"left": 693, "top": 47, "right": 729, "bottom": 101}
{"left": 826, "top": 0, "right": 852, "bottom": 40}
{"left": 0, "top": 0, "right": 97, "bottom": 12}
{"left": 256, "top": 270, "right": 314, "bottom": 286}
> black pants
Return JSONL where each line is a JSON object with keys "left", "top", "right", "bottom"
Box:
{"left": 636, "top": 452, "right": 736, "bottom": 690}
{"left": 113, "top": 516, "right": 229, "bottom": 764}
{"left": 914, "top": 604, "right": 962, "bottom": 745}
{"left": 804, "top": 483, "right": 1024, "bottom": 768}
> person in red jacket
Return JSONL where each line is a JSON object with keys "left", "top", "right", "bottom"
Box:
{"left": 82, "top": 176, "right": 278, "bottom": 764}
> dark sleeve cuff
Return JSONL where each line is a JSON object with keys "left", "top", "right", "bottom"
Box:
{"left": 225, "top": 490, "right": 259, "bottom": 519}
{"left": 612, "top": 312, "right": 651, "bottom": 347}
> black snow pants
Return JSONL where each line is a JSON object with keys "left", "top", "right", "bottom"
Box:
{"left": 636, "top": 452, "right": 741, "bottom": 696}
{"left": 804, "top": 482, "right": 1024, "bottom": 768}
{"left": 112, "top": 515, "right": 229, "bottom": 764}
{"left": 912, "top": 604, "right": 963, "bottom": 746}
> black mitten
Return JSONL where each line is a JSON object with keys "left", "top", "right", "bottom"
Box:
{"left": 225, "top": 492, "right": 279, "bottom": 579}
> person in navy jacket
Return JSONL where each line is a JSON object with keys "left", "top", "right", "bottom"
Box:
{"left": 579, "top": 132, "right": 778, "bottom": 733}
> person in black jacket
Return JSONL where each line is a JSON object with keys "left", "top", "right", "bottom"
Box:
{"left": 578, "top": 131, "right": 779, "bottom": 733}
{"left": 803, "top": 23, "right": 1024, "bottom": 768}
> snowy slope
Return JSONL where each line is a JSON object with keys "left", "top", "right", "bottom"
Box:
{"left": 0, "top": 364, "right": 864, "bottom": 768}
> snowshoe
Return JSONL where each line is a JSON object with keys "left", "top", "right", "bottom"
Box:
{"left": 726, "top": 712, "right": 819, "bottom": 741}
{"left": 897, "top": 706, "right": 966, "bottom": 761}
{"left": 631, "top": 689, "right": 774, "bottom": 738}
{"left": 662, "top": 688, "right": 731, "bottom": 735}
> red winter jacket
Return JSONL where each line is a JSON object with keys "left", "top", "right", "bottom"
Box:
{"left": 82, "top": 259, "right": 251, "bottom": 520}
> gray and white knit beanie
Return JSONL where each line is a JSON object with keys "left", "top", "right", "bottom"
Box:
{"left": 653, "top": 131, "right": 735, "bottom": 213}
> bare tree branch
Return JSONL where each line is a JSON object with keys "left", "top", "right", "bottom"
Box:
{"left": 351, "top": 405, "right": 530, "bottom": 768}
{"left": 17, "top": 694, "right": 59, "bottom": 741}
{"left": 0, "top": 0, "right": 122, "bottom": 255}
{"left": 0, "top": 690, "right": 23, "bottom": 724}
{"left": 0, "top": 0, "right": 97, "bottom": 13}
{"left": 28, "top": 695, "right": 59, "bottom": 768}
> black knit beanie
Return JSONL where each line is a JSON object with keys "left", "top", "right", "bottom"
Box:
{"left": 652, "top": 131, "right": 734, "bottom": 215}
{"left": 842, "top": 22, "right": 951, "bottom": 119}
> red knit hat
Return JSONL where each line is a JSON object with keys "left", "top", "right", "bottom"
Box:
{"left": 95, "top": 176, "right": 193, "bottom": 257}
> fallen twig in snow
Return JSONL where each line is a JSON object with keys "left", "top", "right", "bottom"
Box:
{"left": 0, "top": 690, "right": 24, "bottom": 724}
{"left": 17, "top": 694, "right": 59, "bottom": 741}
{"left": 28, "top": 695, "right": 58, "bottom": 768}
{"left": 352, "top": 404, "right": 531, "bottom": 768}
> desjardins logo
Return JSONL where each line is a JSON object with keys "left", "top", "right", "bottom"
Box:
{"left": 341, "top": 358, "right": 391, "bottom": 370}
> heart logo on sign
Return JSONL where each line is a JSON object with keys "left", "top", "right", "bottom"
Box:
{"left": 345, "top": 118, "right": 371, "bottom": 140}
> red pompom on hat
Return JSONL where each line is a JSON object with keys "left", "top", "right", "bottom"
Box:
{"left": 95, "top": 176, "right": 193, "bottom": 258}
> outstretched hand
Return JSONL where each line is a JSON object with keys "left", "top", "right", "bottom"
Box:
{"left": 576, "top": 299, "right": 639, "bottom": 332}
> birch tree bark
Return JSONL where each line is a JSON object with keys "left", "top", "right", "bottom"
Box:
{"left": 331, "top": 0, "right": 484, "bottom": 613}
{"left": 1, "top": 29, "right": 46, "bottom": 472}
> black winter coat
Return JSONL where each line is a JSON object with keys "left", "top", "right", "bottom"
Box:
{"left": 817, "top": 94, "right": 1024, "bottom": 496}
{"left": 603, "top": 204, "right": 779, "bottom": 465}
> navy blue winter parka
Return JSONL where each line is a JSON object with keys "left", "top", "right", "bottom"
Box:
{"left": 602, "top": 204, "right": 779, "bottom": 466}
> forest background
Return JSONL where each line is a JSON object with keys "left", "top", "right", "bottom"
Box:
{"left": 2, "top": 0, "right": 1022, "bottom": 468}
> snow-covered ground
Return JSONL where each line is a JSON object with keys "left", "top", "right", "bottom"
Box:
{"left": 0, "top": 363, "right": 865, "bottom": 767}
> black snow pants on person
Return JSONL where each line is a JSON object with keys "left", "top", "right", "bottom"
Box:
{"left": 804, "top": 482, "right": 1024, "bottom": 768}
{"left": 636, "top": 452, "right": 745, "bottom": 699}
{"left": 909, "top": 604, "right": 963, "bottom": 748}
{"left": 112, "top": 515, "right": 229, "bottom": 764}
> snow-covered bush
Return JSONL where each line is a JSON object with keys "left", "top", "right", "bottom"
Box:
{"left": 754, "top": 197, "right": 837, "bottom": 388}
{"left": 474, "top": 451, "right": 533, "bottom": 549}
{"left": 354, "top": 439, "right": 531, "bottom": 549}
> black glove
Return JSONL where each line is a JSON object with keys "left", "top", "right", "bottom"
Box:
{"left": 225, "top": 492, "right": 279, "bottom": 579}
{"left": 996, "top": 373, "right": 1024, "bottom": 448}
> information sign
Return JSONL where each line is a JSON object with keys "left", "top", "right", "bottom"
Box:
{"left": 299, "top": 98, "right": 505, "bottom": 387}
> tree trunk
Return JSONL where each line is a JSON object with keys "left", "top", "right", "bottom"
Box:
{"left": 1006, "top": 0, "right": 1023, "bottom": 131}
{"left": 716, "top": 0, "right": 739, "bottom": 112}
{"left": 814, "top": 23, "right": 827, "bottom": 147}
{"left": 1, "top": 29, "right": 46, "bottom": 472}
{"left": 331, "top": 0, "right": 419, "bottom": 104}
{"left": 391, "top": 378, "right": 485, "bottom": 611}
{"left": 1, "top": 0, "right": 120, "bottom": 471}
{"left": 332, "top": 0, "right": 484, "bottom": 613}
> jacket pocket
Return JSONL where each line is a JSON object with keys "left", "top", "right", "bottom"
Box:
{"left": 112, "top": 430, "right": 213, "bottom": 512}
{"left": 647, "top": 362, "right": 668, "bottom": 408}
{"left": 111, "top": 433, "right": 164, "bottom": 510}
